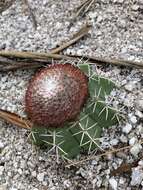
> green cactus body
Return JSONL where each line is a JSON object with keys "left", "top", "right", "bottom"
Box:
{"left": 31, "top": 64, "right": 120, "bottom": 158}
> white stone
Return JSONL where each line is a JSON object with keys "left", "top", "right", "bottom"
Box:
{"left": 129, "top": 137, "right": 136, "bottom": 146}
{"left": 43, "top": 0, "right": 48, "bottom": 6}
{"left": 131, "top": 5, "right": 139, "bottom": 11}
{"left": 42, "top": 181, "right": 48, "bottom": 186}
{"left": 89, "top": 12, "right": 98, "bottom": 19}
{"left": 125, "top": 82, "right": 135, "bottom": 91}
{"left": 130, "top": 116, "right": 137, "bottom": 124}
{"left": 130, "top": 143, "right": 142, "bottom": 157}
{"left": 55, "top": 22, "right": 62, "bottom": 29}
{"left": 119, "top": 135, "right": 128, "bottom": 143}
{"left": 0, "top": 166, "right": 4, "bottom": 175}
{"left": 0, "top": 141, "right": 4, "bottom": 149}
{"left": 124, "top": 95, "right": 134, "bottom": 107}
{"left": 97, "top": 179, "right": 102, "bottom": 187}
{"left": 138, "top": 160, "right": 143, "bottom": 167}
{"left": 91, "top": 160, "right": 97, "bottom": 165}
{"left": 37, "top": 173, "right": 45, "bottom": 182}
{"left": 92, "top": 178, "right": 97, "bottom": 189}
{"left": 119, "top": 177, "right": 125, "bottom": 185}
{"left": 97, "top": 15, "right": 103, "bottom": 23}
{"left": 136, "top": 99, "right": 143, "bottom": 111}
{"left": 109, "top": 178, "right": 118, "bottom": 190}
{"left": 137, "top": 124, "right": 143, "bottom": 136}
{"left": 118, "top": 19, "right": 126, "bottom": 28}
{"left": 17, "top": 168, "right": 23, "bottom": 175}
{"left": 135, "top": 110, "right": 143, "bottom": 118}
{"left": 20, "top": 160, "right": 26, "bottom": 169}
{"left": 110, "top": 139, "right": 119, "bottom": 146}
{"left": 122, "top": 124, "right": 132, "bottom": 134}
{"left": 113, "top": 0, "right": 124, "bottom": 2}
{"left": 31, "top": 171, "right": 37, "bottom": 177}
{"left": 121, "top": 47, "right": 127, "bottom": 54}
{"left": 63, "top": 180, "right": 71, "bottom": 188}
{"left": 76, "top": 168, "right": 87, "bottom": 178}
{"left": 131, "top": 168, "right": 143, "bottom": 186}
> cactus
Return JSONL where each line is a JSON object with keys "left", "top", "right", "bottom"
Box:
{"left": 31, "top": 63, "right": 121, "bottom": 158}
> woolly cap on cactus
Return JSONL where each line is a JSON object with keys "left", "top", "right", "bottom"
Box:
{"left": 25, "top": 64, "right": 88, "bottom": 127}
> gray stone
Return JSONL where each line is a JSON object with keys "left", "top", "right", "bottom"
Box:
{"left": 109, "top": 178, "right": 118, "bottom": 190}
{"left": 131, "top": 168, "right": 143, "bottom": 186}
{"left": 136, "top": 99, "right": 143, "bottom": 111}
{"left": 130, "top": 143, "right": 142, "bottom": 157}
{"left": 122, "top": 123, "right": 132, "bottom": 134}
{"left": 37, "top": 173, "right": 45, "bottom": 182}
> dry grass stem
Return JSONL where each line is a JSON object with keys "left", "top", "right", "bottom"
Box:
{"left": 68, "top": 54, "right": 143, "bottom": 69}
{"left": 0, "top": 56, "right": 46, "bottom": 71}
{"left": 72, "top": 0, "right": 95, "bottom": 19}
{"left": 0, "top": 109, "right": 32, "bottom": 129}
{"left": 23, "top": 0, "right": 37, "bottom": 29}
{"left": 50, "top": 24, "right": 91, "bottom": 54}
{"left": 0, "top": 50, "right": 142, "bottom": 69}
{"left": 66, "top": 141, "right": 143, "bottom": 167}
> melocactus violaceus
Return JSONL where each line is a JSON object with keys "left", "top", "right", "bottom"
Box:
{"left": 25, "top": 64, "right": 88, "bottom": 127}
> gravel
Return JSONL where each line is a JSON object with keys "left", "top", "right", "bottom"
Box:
{"left": 0, "top": 0, "right": 143, "bottom": 189}
{"left": 109, "top": 178, "right": 118, "bottom": 190}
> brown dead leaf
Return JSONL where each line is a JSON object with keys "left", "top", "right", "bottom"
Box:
{"left": 111, "top": 160, "right": 139, "bottom": 176}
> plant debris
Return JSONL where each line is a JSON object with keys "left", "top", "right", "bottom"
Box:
{"left": 0, "top": 109, "right": 32, "bottom": 129}
{"left": 0, "top": 0, "right": 15, "bottom": 14}
{"left": 111, "top": 160, "right": 139, "bottom": 176}
{"left": 23, "top": 0, "right": 37, "bottom": 29}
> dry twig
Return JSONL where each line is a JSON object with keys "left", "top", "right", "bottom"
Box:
{"left": 68, "top": 54, "right": 143, "bottom": 69}
{"left": 0, "top": 56, "right": 46, "bottom": 71}
{"left": 23, "top": 0, "right": 37, "bottom": 29}
{"left": 71, "top": 0, "right": 95, "bottom": 23}
{"left": 50, "top": 24, "right": 91, "bottom": 54}
{"left": 0, "top": 24, "right": 91, "bottom": 71}
{"left": 0, "top": 109, "right": 32, "bottom": 129}
{"left": 0, "top": 50, "right": 143, "bottom": 70}
{"left": 66, "top": 141, "right": 143, "bottom": 167}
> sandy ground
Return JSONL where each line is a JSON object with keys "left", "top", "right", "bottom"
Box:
{"left": 0, "top": 0, "right": 143, "bottom": 190}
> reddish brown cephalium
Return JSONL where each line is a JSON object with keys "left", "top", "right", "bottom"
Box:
{"left": 25, "top": 64, "right": 88, "bottom": 127}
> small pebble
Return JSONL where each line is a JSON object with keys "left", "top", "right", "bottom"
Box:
{"left": 130, "top": 116, "right": 137, "bottom": 124}
{"left": 125, "top": 82, "right": 135, "bottom": 91}
{"left": 31, "top": 171, "right": 37, "bottom": 177}
{"left": 63, "top": 180, "right": 72, "bottom": 188}
{"left": 130, "top": 143, "right": 142, "bottom": 157}
{"left": 129, "top": 137, "right": 136, "bottom": 146}
{"left": 0, "top": 166, "right": 4, "bottom": 175}
{"left": 136, "top": 99, "right": 143, "bottom": 111}
{"left": 110, "top": 139, "right": 119, "bottom": 146}
{"left": 120, "top": 135, "right": 128, "bottom": 143}
{"left": 0, "top": 141, "right": 4, "bottom": 149}
{"left": 122, "top": 124, "right": 132, "bottom": 134}
{"left": 37, "top": 173, "right": 45, "bottom": 182}
{"left": 135, "top": 110, "right": 143, "bottom": 118}
{"left": 131, "top": 168, "right": 143, "bottom": 186}
{"left": 109, "top": 178, "right": 118, "bottom": 190}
